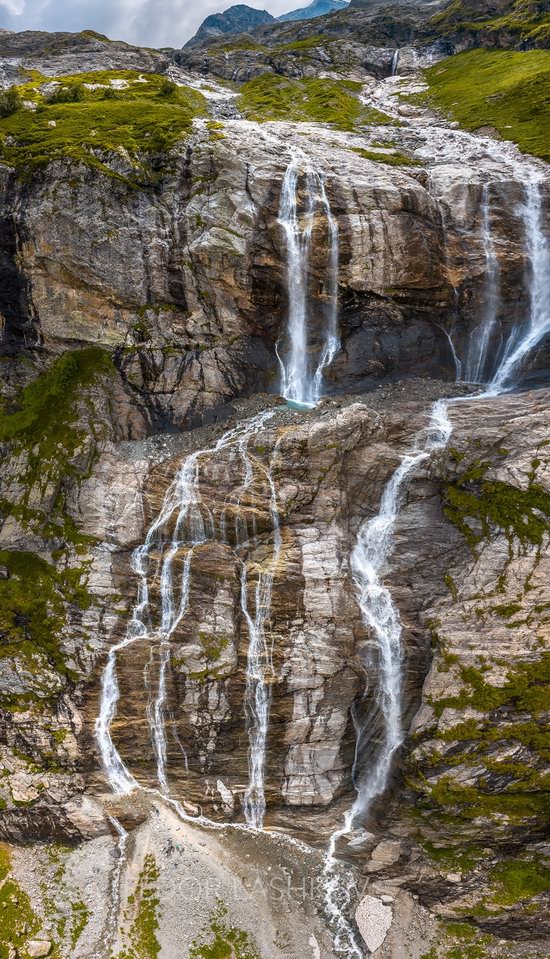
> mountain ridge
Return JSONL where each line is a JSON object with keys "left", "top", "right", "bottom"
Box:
{"left": 185, "top": 0, "right": 350, "bottom": 47}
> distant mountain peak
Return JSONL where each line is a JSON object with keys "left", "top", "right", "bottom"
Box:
{"left": 185, "top": 4, "right": 275, "bottom": 48}
{"left": 278, "top": 0, "right": 350, "bottom": 22}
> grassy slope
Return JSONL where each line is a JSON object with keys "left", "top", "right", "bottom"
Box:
{"left": 431, "top": 0, "right": 550, "bottom": 44}
{"left": 0, "top": 70, "right": 206, "bottom": 179}
{"left": 422, "top": 48, "right": 550, "bottom": 162}
{"left": 238, "top": 73, "right": 397, "bottom": 129}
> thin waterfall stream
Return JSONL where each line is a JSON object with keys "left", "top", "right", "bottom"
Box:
{"left": 465, "top": 183, "right": 501, "bottom": 383}
{"left": 277, "top": 151, "right": 340, "bottom": 406}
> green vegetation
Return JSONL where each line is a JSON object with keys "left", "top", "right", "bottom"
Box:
{"left": 413, "top": 654, "right": 550, "bottom": 855}
{"left": 275, "top": 34, "right": 332, "bottom": 52}
{"left": 491, "top": 858, "right": 550, "bottom": 905}
{"left": 421, "top": 841, "right": 483, "bottom": 873}
{"left": 238, "top": 73, "right": 396, "bottom": 129}
{"left": 189, "top": 900, "right": 261, "bottom": 959}
{"left": 0, "top": 347, "right": 115, "bottom": 542}
{"left": 70, "top": 900, "right": 90, "bottom": 949}
{"left": 0, "top": 70, "right": 206, "bottom": 179}
{"left": 431, "top": 0, "right": 550, "bottom": 45}
{"left": 116, "top": 855, "right": 161, "bottom": 959}
{"left": 443, "top": 472, "right": 550, "bottom": 550}
{"left": 0, "top": 87, "right": 21, "bottom": 118}
{"left": 433, "top": 654, "right": 550, "bottom": 718}
{"left": 419, "top": 49, "right": 550, "bottom": 162}
{"left": 0, "top": 549, "right": 90, "bottom": 686}
{"left": 351, "top": 145, "right": 420, "bottom": 167}
{"left": 0, "top": 845, "right": 42, "bottom": 959}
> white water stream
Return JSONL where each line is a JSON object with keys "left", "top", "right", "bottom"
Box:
{"left": 277, "top": 152, "right": 340, "bottom": 406}
{"left": 96, "top": 410, "right": 281, "bottom": 828}
{"left": 465, "top": 182, "right": 501, "bottom": 384}
{"left": 323, "top": 170, "right": 549, "bottom": 956}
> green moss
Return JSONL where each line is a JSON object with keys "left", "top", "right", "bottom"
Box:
{"left": 0, "top": 347, "right": 115, "bottom": 543}
{"left": 490, "top": 858, "right": 550, "bottom": 905}
{"left": 0, "top": 70, "right": 206, "bottom": 179}
{"left": 0, "top": 844, "right": 42, "bottom": 959}
{"left": 419, "top": 49, "right": 550, "bottom": 162}
{"left": 199, "top": 632, "right": 230, "bottom": 662}
{"left": 421, "top": 841, "right": 483, "bottom": 873}
{"left": 274, "top": 34, "right": 335, "bottom": 52}
{"left": 116, "top": 854, "right": 161, "bottom": 959}
{"left": 189, "top": 900, "right": 261, "bottom": 959}
{"left": 70, "top": 900, "right": 90, "bottom": 949}
{"left": 237, "top": 73, "right": 395, "bottom": 130}
{"left": 428, "top": 776, "right": 547, "bottom": 822}
{"left": 351, "top": 145, "right": 420, "bottom": 166}
{"left": 443, "top": 474, "right": 550, "bottom": 550}
{"left": 439, "top": 718, "right": 549, "bottom": 760}
{"left": 492, "top": 601, "right": 522, "bottom": 618}
{"left": 0, "top": 549, "right": 89, "bottom": 684}
{"left": 433, "top": 654, "right": 550, "bottom": 717}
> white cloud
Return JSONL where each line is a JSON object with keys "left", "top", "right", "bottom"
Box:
{"left": 0, "top": 0, "right": 302, "bottom": 47}
{"left": 0, "top": 0, "right": 26, "bottom": 15}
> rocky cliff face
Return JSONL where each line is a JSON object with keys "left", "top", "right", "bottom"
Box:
{"left": 0, "top": 4, "right": 549, "bottom": 959}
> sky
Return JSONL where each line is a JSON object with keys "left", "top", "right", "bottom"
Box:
{"left": 0, "top": 0, "right": 304, "bottom": 48}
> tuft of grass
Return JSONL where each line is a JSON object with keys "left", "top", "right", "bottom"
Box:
{"left": 237, "top": 73, "right": 396, "bottom": 130}
{"left": 351, "top": 145, "right": 421, "bottom": 167}
{"left": 189, "top": 900, "right": 260, "bottom": 959}
{"left": 419, "top": 48, "right": 550, "bottom": 162}
{"left": 0, "top": 69, "right": 206, "bottom": 179}
{"left": 0, "top": 87, "right": 21, "bottom": 118}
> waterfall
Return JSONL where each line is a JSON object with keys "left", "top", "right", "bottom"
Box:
{"left": 323, "top": 171, "right": 549, "bottom": 957}
{"left": 390, "top": 49, "right": 399, "bottom": 76}
{"left": 277, "top": 153, "right": 340, "bottom": 406}
{"left": 491, "top": 176, "right": 550, "bottom": 391}
{"left": 465, "top": 183, "right": 501, "bottom": 383}
{"left": 438, "top": 324, "right": 462, "bottom": 382}
{"left": 323, "top": 400, "right": 453, "bottom": 958}
{"left": 96, "top": 410, "right": 281, "bottom": 828}
{"left": 242, "top": 453, "right": 282, "bottom": 828}
{"left": 461, "top": 176, "right": 549, "bottom": 389}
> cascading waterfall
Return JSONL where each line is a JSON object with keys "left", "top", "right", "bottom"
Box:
{"left": 277, "top": 152, "right": 340, "bottom": 406}
{"left": 324, "top": 169, "right": 549, "bottom": 957}
{"left": 491, "top": 175, "right": 550, "bottom": 390}
{"left": 323, "top": 400, "right": 453, "bottom": 959}
{"left": 465, "top": 183, "right": 501, "bottom": 383}
{"left": 96, "top": 410, "right": 281, "bottom": 828}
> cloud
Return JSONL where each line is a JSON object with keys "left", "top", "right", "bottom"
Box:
{"left": 0, "top": 0, "right": 26, "bottom": 15}
{"left": 0, "top": 0, "right": 300, "bottom": 47}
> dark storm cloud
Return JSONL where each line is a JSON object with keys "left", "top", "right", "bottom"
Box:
{"left": 0, "top": 0, "right": 297, "bottom": 47}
